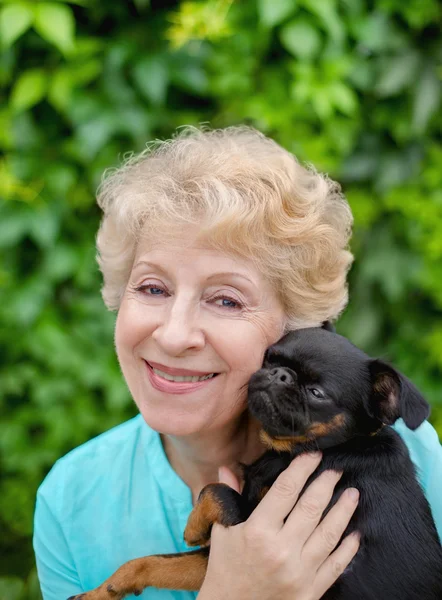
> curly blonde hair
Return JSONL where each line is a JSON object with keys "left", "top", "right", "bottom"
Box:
{"left": 96, "top": 126, "right": 353, "bottom": 329}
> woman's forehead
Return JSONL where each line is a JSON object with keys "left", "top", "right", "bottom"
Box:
{"left": 134, "top": 229, "right": 260, "bottom": 278}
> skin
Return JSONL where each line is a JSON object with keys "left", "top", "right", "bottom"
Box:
{"left": 115, "top": 228, "right": 360, "bottom": 599}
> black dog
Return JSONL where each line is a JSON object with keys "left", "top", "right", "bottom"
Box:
{"left": 69, "top": 326, "right": 442, "bottom": 600}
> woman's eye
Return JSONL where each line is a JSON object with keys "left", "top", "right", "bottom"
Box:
{"left": 212, "top": 296, "right": 243, "bottom": 309}
{"left": 135, "top": 284, "right": 166, "bottom": 296}
{"left": 309, "top": 387, "right": 325, "bottom": 399}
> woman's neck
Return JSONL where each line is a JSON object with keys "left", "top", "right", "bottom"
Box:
{"left": 160, "top": 412, "right": 264, "bottom": 503}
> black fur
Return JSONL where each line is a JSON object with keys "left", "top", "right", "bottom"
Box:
{"left": 241, "top": 326, "right": 442, "bottom": 599}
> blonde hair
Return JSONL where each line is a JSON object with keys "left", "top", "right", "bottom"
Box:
{"left": 96, "top": 126, "right": 353, "bottom": 329}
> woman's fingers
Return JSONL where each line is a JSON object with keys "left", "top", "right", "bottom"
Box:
{"left": 282, "top": 469, "right": 343, "bottom": 545}
{"left": 249, "top": 452, "right": 322, "bottom": 530}
{"left": 302, "top": 486, "right": 360, "bottom": 568}
{"left": 313, "top": 530, "right": 361, "bottom": 598}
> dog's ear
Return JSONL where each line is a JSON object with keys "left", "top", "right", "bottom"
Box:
{"left": 367, "top": 360, "right": 430, "bottom": 430}
{"left": 321, "top": 321, "right": 336, "bottom": 333}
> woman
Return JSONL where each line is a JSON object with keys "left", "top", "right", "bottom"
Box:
{"left": 33, "top": 127, "right": 442, "bottom": 600}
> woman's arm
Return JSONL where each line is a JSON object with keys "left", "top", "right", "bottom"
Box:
{"left": 394, "top": 419, "right": 442, "bottom": 542}
{"left": 33, "top": 484, "right": 84, "bottom": 599}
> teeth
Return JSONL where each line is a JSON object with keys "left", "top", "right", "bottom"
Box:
{"left": 151, "top": 367, "right": 215, "bottom": 383}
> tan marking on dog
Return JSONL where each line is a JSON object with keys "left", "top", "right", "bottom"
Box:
{"left": 260, "top": 413, "right": 346, "bottom": 452}
{"left": 373, "top": 373, "right": 398, "bottom": 422}
{"left": 70, "top": 552, "right": 208, "bottom": 598}
{"left": 258, "top": 486, "right": 270, "bottom": 501}
{"left": 141, "top": 552, "right": 207, "bottom": 591}
{"left": 184, "top": 488, "right": 223, "bottom": 547}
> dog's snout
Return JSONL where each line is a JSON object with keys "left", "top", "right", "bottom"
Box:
{"left": 269, "top": 367, "right": 295, "bottom": 385}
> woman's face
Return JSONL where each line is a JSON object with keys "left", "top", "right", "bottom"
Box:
{"left": 115, "top": 230, "right": 286, "bottom": 436}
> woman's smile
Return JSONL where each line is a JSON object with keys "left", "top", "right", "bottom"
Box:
{"left": 146, "top": 359, "right": 218, "bottom": 379}
{"left": 144, "top": 359, "right": 220, "bottom": 395}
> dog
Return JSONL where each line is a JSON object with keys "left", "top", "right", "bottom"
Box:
{"left": 69, "top": 325, "right": 442, "bottom": 599}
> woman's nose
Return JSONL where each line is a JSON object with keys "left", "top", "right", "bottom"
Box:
{"left": 151, "top": 302, "right": 205, "bottom": 356}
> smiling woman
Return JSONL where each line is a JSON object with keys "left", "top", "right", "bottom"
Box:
{"left": 33, "top": 127, "right": 442, "bottom": 600}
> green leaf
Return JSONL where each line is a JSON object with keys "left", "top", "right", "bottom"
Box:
{"left": 258, "top": 0, "right": 297, "bottom": 28}
{"left": 25, "top": 568, "right": 43, "bottom": 600}
{"left": 0, "top": 577, "right": 25, "bottom": 600}
{"left": 352, "top": 12, "right": 405, "bottom": 52}
{"left": 0, "top": 3, "right": 34, "bottom": 48}
{"left": 280, "top": 19, "right": 321, "bottom": 59}
{"left": 299, "top": 0, "right": 344, "bottom": 43}
{"left": 29, "top": 205, "right": 60, "bottom": 249}
{"left": 10, "top": 69, "right": 47, "bottom": 112}
{"left": 134, "top": 0, "right": 150, "bottom": 8}
{"left": 330, "top": 82, "right": 357, "bottom": 115}
{"left": 0, "top": 205, "right": 31, "bottom": 249}
{"left": 132, "top": 56, "right": 169, "bottom": 105}
{"left": 412, "top": 66, "right": 441, "bottom": 133}
{"left": 171, "top": 63, "right": 208, "bottom": 94}
{"left": 375, "top": 52, "right": 420, "bottom": 97}
{"left": 33, "top": 3, "right": 75, "bottom": 55}
{"left": 71, "top": 58, "right": 102, "bottom": 85}
{"left": 47, "top": 68, "right": 74, "bottom": 111}
{"left": 312, "top": 92, "right": 333, "bottom": 119}
{"left": 75, "top": 115, "right": 117, "bottom": 160}
{"left": 7, "top": 277, "right": 52, "bottom": 327}
{"left": 43, "top": 243, "right": 78, "bottom": 281}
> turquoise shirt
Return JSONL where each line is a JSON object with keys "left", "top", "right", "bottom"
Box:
{"left": 33, "top": 415, "right": 442, "bottom": 600}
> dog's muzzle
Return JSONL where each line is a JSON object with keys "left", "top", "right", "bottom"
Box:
{"left": 267, "top": 367, "right": 296, "bottom": 386}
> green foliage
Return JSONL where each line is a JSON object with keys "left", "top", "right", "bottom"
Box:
{"left": 1, "top": 0, "right": 441, "bottom": 593}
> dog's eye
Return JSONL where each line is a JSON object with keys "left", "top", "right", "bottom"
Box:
{"left": 308, "top": 387, "right": 325, "bottom": 399}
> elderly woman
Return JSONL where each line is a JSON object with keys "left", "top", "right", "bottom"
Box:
{"left": 34, "top": 127, "right": 442, "bottom": 600}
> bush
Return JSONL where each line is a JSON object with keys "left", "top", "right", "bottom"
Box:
{"left": 1, "top": 0, "right": 441, "bottom": 594}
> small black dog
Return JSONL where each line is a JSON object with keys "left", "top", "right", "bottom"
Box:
{"left": 69, "top": 326, "right": 442, "bottom": 600}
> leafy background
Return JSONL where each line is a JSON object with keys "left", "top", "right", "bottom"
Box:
{"left": 1, "top": 0, "right": 441, "bottom": 597}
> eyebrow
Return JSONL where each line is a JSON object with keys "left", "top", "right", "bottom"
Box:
{"left": 132, "top": 261, "right": 256, "bottom": 287}
{"left": 205, "top": 271, "right": 256, "bottom": 286}
{"left": 133, "top": 260, "right": 168, "bottom": 274}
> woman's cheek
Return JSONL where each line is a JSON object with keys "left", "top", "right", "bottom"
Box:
{"left": 224, "top": 322, "right": 270, "bottom": 374}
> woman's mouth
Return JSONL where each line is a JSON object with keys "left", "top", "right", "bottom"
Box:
{"left": 144, "top": 361, "right": 219, "bottom": 394}
{"left": 150, "top": 365, "right": 216, "bottom": 383}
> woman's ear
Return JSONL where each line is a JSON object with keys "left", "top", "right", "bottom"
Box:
{"left": 367, "top": 360, "right": 430, "bottom": 430}
{"left": 321, "top": 321, "right": 336, "bottom": 333}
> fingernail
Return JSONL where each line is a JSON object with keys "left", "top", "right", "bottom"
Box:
{"left": 346, "top": 488, "right": 360, "bottom": 502}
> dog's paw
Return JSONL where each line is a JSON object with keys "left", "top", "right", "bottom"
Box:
{"left": 66, "top": 586, "right": 126, "bottom": 600}
{"left": 106, "top": 582, "right": 141, "bottom": 598}
{"left": 183, "top": 523, "right": 211, "bottom": 547}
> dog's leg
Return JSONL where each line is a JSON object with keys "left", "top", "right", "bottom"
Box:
{"left": 66, "top": 548, "right": 209, "bottom": 600}
{"left": 184, "top": 482, "right": 247, "bottom": 547}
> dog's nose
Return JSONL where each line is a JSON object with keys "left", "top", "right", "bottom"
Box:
{"left": 269, "top": 368, "right": 295, "bottom": 385}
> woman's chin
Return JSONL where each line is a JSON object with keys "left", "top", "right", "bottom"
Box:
{"left": 136, "top": 398, "right": 246, "bottom": 437}
{"left": 137, "top": 404, "right": 214, "bottom": 437}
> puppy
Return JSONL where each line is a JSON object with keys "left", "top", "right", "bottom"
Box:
{"left": 69, "top": 326, "right": 442, "bottom": 600}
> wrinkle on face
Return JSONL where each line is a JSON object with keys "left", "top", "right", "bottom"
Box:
{"left": 115, "top": 229, "right": 287, "bottom": 437}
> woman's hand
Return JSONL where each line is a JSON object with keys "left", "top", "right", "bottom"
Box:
{"left": 198, "top": 452, "right": 360, "bottom": 600}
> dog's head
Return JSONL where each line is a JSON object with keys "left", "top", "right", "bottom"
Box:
{"left": 248, "top": 325, "right": 430, "bottom": 452}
